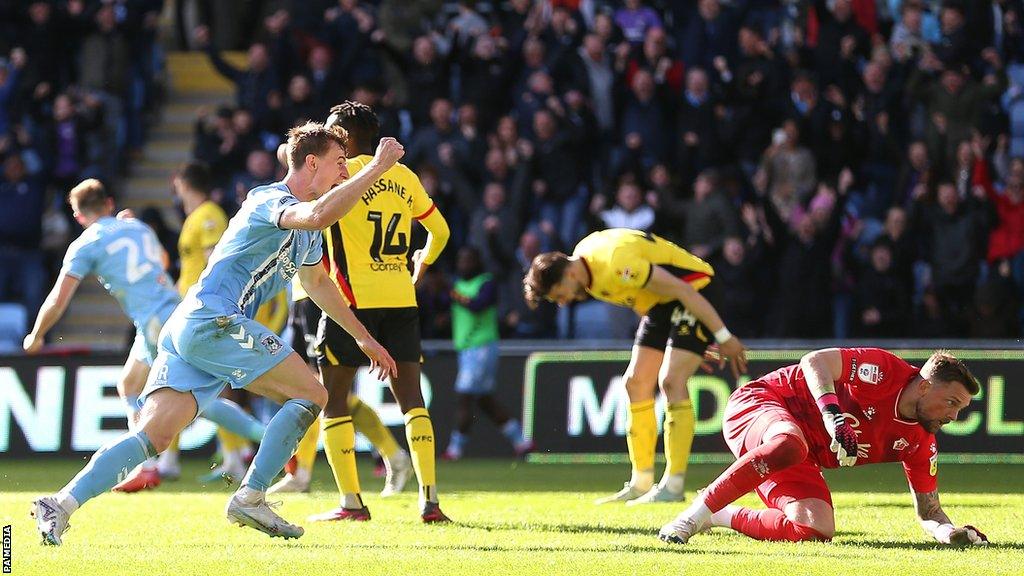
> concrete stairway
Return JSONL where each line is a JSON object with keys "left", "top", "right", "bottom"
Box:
{"left": 50, "top": 51, "right": 242, "bottom": 352}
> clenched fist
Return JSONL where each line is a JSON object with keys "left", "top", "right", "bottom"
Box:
{"left": 372, "top": 137, "right": 405, "bottom": 169}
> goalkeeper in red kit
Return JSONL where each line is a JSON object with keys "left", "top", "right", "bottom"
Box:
{"left": 659, "top": 348, "right": 990, "bottom": 547}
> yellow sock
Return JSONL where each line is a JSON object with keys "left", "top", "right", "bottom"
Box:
{"left": 218, "top": 428, "right": 249, "bottom": 453}
{"left": 322, "top": 416, "right": 361, "bottom": 502}
{"left": 664, "top": 400, "right": 695, "bottom": 476}
{"left": 627, "top": 400, "right": 657, "bottom": 475}
{"left": 168, "top": 433, "right": 179, "bottom": 453}
{"left": 350, "top": 396, "right": 400, "bottom": 459}
{"left": 404, "top": 407, "right": 436, "bottom": 501}
{"left": 295, "top": 417, "right": 320, "bottom": 471}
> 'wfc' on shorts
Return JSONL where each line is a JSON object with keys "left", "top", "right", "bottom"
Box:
{"left": 454, "top": 341, "right": 499, "bottom": 394}
{"left": 316, "top": 306, "right": 421, "bottom": 367}
{"left": 139, "top": 311, "right": 293, "bottom": 412}
{"left": 721, "top": 383, "right": 834, "bottom": 509}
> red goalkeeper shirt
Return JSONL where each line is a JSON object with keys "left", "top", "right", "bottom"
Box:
{"left": 750, "top": 348, "right": 939, "bottom": 492}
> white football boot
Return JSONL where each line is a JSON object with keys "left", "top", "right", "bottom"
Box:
{"left": 594, "top": 482, "right": 649, "bottom": 505}
{"left": 32, "top": 497, "right": 71, "bottom": 546}
{"left": 225, "top": 487, "right": 303, "bottom": 539}
{"left": 156, "top": 451, "right": 181, "bottom": 481}
{"left": 268, "top": 467, "right": 311, "bottom": 494}
{"left": 658, "top": 509, "right": 711, "bottom": 545}
{"left": 626, "top": 483, "right": 686, "bottom": 505}
{"left": 380, "top": 450, "right": 412, "bottom": 497}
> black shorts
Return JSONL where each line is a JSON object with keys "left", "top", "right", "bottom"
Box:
{"left": 316, "top": 306, "right": 421, "bottom": 366}
{"left": 291, "top": 297, "right": 322, "bottom": 364}
{"left": 634, "top": 301, "right": 712, "bottom": 355}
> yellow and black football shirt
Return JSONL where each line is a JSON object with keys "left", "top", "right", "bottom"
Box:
{"left": 322, "top": 154, "right": 446, "bottom": 309}
{"left": 572, "top": 228, "right": 714, "bottom": 315}
{"left": 177, "top": 200, "right": 227, "bottom": 295}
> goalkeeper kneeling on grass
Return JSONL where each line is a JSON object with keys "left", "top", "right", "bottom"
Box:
{"left": 659, "top": 347, "right": 990, "bottom": 547}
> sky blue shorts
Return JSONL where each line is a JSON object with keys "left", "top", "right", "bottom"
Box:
{"left": 454, "top": 342, "right": 499, "bottom": 395}
{"left": 140, "top": 311, "right": 292, "bottom": 413}
{"left": 129, "top": 300, "right": 179, "bottom": 366}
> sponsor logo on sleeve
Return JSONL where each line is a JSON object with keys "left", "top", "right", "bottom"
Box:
{"left": 857, "top": 363, "right": 881, "bottom": 384}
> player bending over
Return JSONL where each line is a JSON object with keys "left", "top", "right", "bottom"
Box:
{"left": 32, "top": 122, "right": 400, "bottom": 544}
{"left": 23, "top": 179, "right": 264, "bottom": 493}
{"left": 524, "top": 229, "right": 747, "bottom": 504}
{"left": 659, "top": 347, "right": 989, "bottom": 547}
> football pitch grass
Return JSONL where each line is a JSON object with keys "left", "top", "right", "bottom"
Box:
{"left": 2, "top": 459, "right": 1022, "bottom": 576}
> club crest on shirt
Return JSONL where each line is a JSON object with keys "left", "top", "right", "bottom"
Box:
{"left": 618, "top": 267, "right": 638, "bottom": 283}
{"left": 857, "top": 363, "right": 881, "bottom": 384}
{"left": 261, "top": 335, "right": 283, "bottom": 355}
{"left": 893, "top": 438, "right": 909, "bottom": 451}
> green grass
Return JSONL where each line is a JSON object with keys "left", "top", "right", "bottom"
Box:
{"left": 2, "top": 459, "right": 1023, "bottom": 575}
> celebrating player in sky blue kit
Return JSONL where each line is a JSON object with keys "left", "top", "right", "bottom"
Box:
{"left": 32, "top": 123, "right": 402, "bottom": 544}
{"left": 23, "top": 179, "right": 265, "bottom": 493}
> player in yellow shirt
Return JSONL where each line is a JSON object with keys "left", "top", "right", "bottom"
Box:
{"left": 267, "top": 276, "right": 413, "bottom": 495}
{"left": 175, "top": 165, "right": 227, "bottom": 294}
{"left": 158, "top": 161, "right": 256, "bottom": 482}
{"left": 524, "top": 228, "right": 748, "bottom": 504}
{"left": 308, "top": 101, "right": 451, "bottom": 523}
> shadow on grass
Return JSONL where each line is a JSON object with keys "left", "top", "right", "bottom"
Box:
{"left": 340, "top": 541, "right": 696, "bottom": 554}
{"left": 99, "top": 540, "right": 697, "bottom": 555}
{"left": 841, "top": 539, "right": 1024, "bottom": 550}
{"left": 461, "top": 521, "right": 877, "bottom": 539}
{"left": 459, "top": 520, "right": 656, "bottom": 537}
{"left": 847, "top": 502, "right": 1007, "bottom": 509}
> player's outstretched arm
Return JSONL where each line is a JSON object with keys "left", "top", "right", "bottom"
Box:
{"left": 297, "top": 263, "right": 397, "bottom": 380}
{"left": 645, "top": 265, "right": 747, "bottom": 376}
{"left": 23, "top": 273, "right": 81, "bottom": 353}
{"left": 279, "top": 137, "right": 405, "bottom": 231}
{"left": 913, "top": 489, "right": 989, "bottom": 546}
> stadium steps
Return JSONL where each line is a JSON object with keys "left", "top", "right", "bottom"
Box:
{"left": 51, "top": 280, "right": 132, "bottom": 352}
{"left": 49, "top": 51, "right": 242, "bottom": 353}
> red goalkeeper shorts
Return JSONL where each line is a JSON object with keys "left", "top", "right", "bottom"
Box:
{"left": 722, "top": 383, "right": 834, "bottom": 510}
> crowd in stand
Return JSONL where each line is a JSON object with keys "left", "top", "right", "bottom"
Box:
{"left": 0, "top": 0, "right": 164, "bottom": 345}
{"left": 5, "top": 0, "right": 1024, "bottom": 347}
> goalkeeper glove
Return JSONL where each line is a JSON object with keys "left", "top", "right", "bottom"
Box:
{"left": 816, "top": 394, "right": 858, "bottom": 467}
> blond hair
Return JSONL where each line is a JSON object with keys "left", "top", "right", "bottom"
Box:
{"left": 68, "top": 178, "right": 109, "bottom": 215}
{"left": 286, "top": 121, "right": 348, "bottom": 170}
